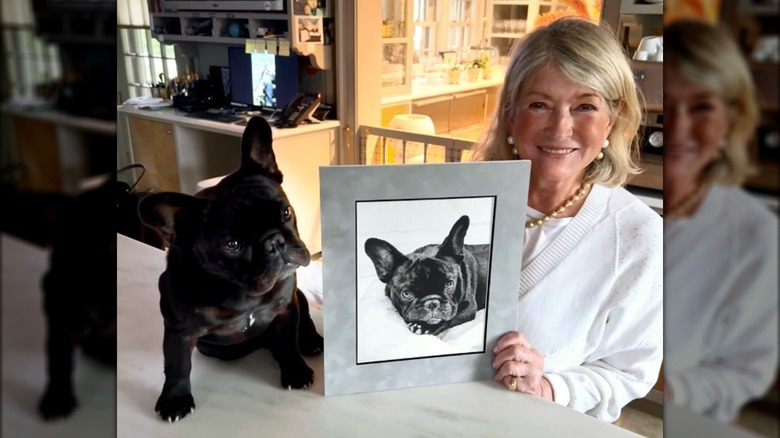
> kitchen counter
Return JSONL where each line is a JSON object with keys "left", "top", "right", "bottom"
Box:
{"left": 115, "top": 233, "right": 642, "bottom": 437}
{"left": 381, "top": 67, "right": 506, "bottom": 106}
{"left": 117, "top": 106, "right": 340, "bottom": 139}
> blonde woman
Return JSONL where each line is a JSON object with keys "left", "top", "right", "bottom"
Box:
{"left": 664, "top": 19, "right": 778, "bottom": 424}
{"left": 472, "top": 17, "right": 663, "bottom": 423}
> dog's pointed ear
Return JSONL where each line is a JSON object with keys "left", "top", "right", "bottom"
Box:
{"left": 240, "top": 116, "right": 283, "bottom": 183}
{"left": 138, "top": 192, "right": 207, "bottom": 246}
{"left": 364, "top": 238, "right": 407, "bottom": 283}
{"left": 439, "top": 215, "right": 470, "bottom": 257}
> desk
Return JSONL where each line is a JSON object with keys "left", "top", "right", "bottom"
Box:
{"left": 117, "top": 233, "right": 641, "bottom": 437}
{"left": 117, "top": 107, "right": 339, "bottom": 254}
{"left": 1, "top": 105, "right": 116, "bottom": 193}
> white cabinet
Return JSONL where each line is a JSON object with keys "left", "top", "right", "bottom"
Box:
{"left": 381, "top": 0, "right": 414, "bottom": 97}
{"left": 485, "top": 0, "right": 570, "bottom": 63}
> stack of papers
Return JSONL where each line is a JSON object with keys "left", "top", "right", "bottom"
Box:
{"left": 121, "top": 97, "right": 172, "bottom": 110}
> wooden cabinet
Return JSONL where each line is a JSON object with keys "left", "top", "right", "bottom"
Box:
{"left": 127, "top": 116, "right": 180, "bottom": 192}
{"left": 12, "top": 117, "right": 61, "bottom": 192}
{"left": 412, "top": 95, "right": 452, "bottom": 134}
{"left": 449, "top": 89, "right": 487, "bottom": 133}
{"left": 381, "top": 85, "right": 499, "bottom": 142}
{"left": 5, "top": 111, "right": 116, "bottom": 194}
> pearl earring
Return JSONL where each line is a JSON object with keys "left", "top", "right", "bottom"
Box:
{"left": 507, "top": 136, "right": 514, "bottom": 145}
{"left": 596, "top": 151, "right": 604, "bottom": 160}
{"left": 602, "top": 139, "right": 609, "bottom": 149}
{"left": 512, "top": 148, "right": 519, "bottom": 156}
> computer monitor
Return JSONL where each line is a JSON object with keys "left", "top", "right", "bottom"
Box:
{"left": 227, "top": 46, "right": 300, "bottom": 110}
{"left": 208, "top": 65, "right": 231, "bottom": 106}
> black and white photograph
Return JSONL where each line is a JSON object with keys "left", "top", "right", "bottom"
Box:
{"left": 357, "top": 198, "right": 494, "bottom": 364}
{"left": 320, "top": 161, "right": 530, "bottom": 396}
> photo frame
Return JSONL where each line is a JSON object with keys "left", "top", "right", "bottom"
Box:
{"left": 295, "top": 16, "right": 323, "bottom": 45}
{"left": 320, "top": 161, "right": 530, "bottom": 396}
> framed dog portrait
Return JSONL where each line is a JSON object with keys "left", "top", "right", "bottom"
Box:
{"left": 320, "top": 161, "right": 530, "bottom": 396}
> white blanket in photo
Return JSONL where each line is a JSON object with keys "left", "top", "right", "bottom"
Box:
{"left": 357, "top": 279, "right": 486, "bottom": 363}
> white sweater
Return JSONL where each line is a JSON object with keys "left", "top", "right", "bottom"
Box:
{"left": 518, "top": 184, "right": 663, "bottom": 422}
{"left": 664, "top": 184, "right": 779, "bottom": 423}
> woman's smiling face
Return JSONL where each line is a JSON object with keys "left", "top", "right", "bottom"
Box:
{"left": 664, "top": 65, "right": 731, "bottom": 186}
{"left": 510, "top": 64, "right": 614, "bottom": 186}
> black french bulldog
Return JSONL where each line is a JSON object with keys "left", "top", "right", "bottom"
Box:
{"left": 37, "top": 178, "right": 117, "bottom": 421}
{"left": 138, "top": 116, "right": 323, "bottom": 422}
{"left": 364, "top": 215, "right": 489, "bottom": 336}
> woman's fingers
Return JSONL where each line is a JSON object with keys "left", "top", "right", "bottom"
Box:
{"left": 492, "top": 344, "right": 541, "bottom": 369}
{"left": 492, "top": 331, "right": 530, "bottom": 353}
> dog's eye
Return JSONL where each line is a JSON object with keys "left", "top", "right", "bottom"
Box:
{"left": 400, "top": 290, "right": 414, "bottom": 301}
{"left": 445, "top": 280, "right": 455, "bottom": 290}
{"left": 224, "top": 240, "right": 242, "bottom": 253}
{"left": 281, "top": 206, "right": 292, "bottom": 222}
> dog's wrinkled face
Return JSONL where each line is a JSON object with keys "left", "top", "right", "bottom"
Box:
{"left": 365, "top": 216, "right": 471, "bottom": 334}
{"left": 194, "top": 175, "right": 310, "bottom": 295}
{"left": 140, "top": 116, "right": 310, "bottom": 296}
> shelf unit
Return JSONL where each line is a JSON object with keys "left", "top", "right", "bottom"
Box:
{"left": 151, "top": 12, "right": 288, "bottom": 43}
{"left": 484, "top": 0, "right": 569, "bottom": 62}
{"left": 149, "top": 0, "right": 333, "bottom": 69}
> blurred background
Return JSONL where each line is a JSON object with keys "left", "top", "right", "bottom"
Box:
{"left": 1, "top": 0, "right": 117, "bottom": 437}
{"left": 664, "top": 1, "right": 778, "bottom": 437}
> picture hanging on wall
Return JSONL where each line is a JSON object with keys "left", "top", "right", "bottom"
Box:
{"left": 295, "top": 16, "right": 323, "bottom": 45}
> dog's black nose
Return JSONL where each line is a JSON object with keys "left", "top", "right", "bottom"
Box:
{"left": 264, "top": 233, "right": 286, "bottom": 255}
{"left": 425, "top": 300, "right": 440, "bottom": 310}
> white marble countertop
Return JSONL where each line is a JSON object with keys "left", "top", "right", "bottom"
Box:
{"left": 1, "top": 234, "right": 115, "bottom": 438}
{"left": 117, "top": 106, "right": 340, "bottom": 139}
{"left": 116, "top": 233, "right": 641, "bottom": 437}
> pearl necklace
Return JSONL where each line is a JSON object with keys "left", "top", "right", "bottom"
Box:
{"left": 526, "top": 183, "right": 591, "bottom": 229}
{"left": 665, "top": 183, "right": 709, "bottom": 219}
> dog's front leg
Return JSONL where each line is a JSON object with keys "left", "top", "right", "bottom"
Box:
{"left": 155, "top": 327, "right": 196, "bottom": 422}
{"left": 295, "top": 288, "right": 323, "bottom": 357}
{"left": 270, "top": 294, "right": 314, "bottom": 389}
{"left": 38, "top": 314, "right": 77, "bottom": 420}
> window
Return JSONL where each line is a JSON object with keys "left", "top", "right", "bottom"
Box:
{"left": 1, "top": 0, "right": 62, "bottom": 99}
{"left": 120, "top": 28, "right": 178, "bottom": 99}
{"left": 413, "top": 0, "right": 438, "bottom": 58}
{"left": 118, "top": 0, "right": 179, "bottom": 100}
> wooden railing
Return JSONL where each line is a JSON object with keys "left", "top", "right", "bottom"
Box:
{"left": 358, "top": 125, "right": 476, "bottom": 164}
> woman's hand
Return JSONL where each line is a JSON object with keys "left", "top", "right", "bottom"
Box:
{"left": 493, "top": 331, "right": 553, "bottom": 401}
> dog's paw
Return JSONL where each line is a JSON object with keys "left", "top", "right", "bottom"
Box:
{"left": 280, "top": 361, "right": 315, "bottom": 390}
{"left": 299, "top": 331, "right": 323, "bottom": 356}
{"left": 155, "top": 393, "right": 196, "bottom": 423}
{"left": 407, "top": 323, "right": 431, "bottom": 335}
{"left": 38, "top": 387, "right": 78, "bottom": 421}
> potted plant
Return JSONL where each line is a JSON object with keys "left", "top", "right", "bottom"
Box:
{"left": 447, "top": 64, "right": 463, "bottom": 85}
{"left": 467, "top": 59, "right": 484, "bottom": 82}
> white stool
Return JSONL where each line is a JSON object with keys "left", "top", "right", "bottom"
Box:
{"left": 389, "top": 114, "right": 435, "bottom": 134}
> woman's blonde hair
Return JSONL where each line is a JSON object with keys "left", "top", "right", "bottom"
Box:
{"left": 665, "top": 19, "right": 759, "bottom": 186}
{"left": 470, "top": 17, "right": 643, "bottom": 187}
